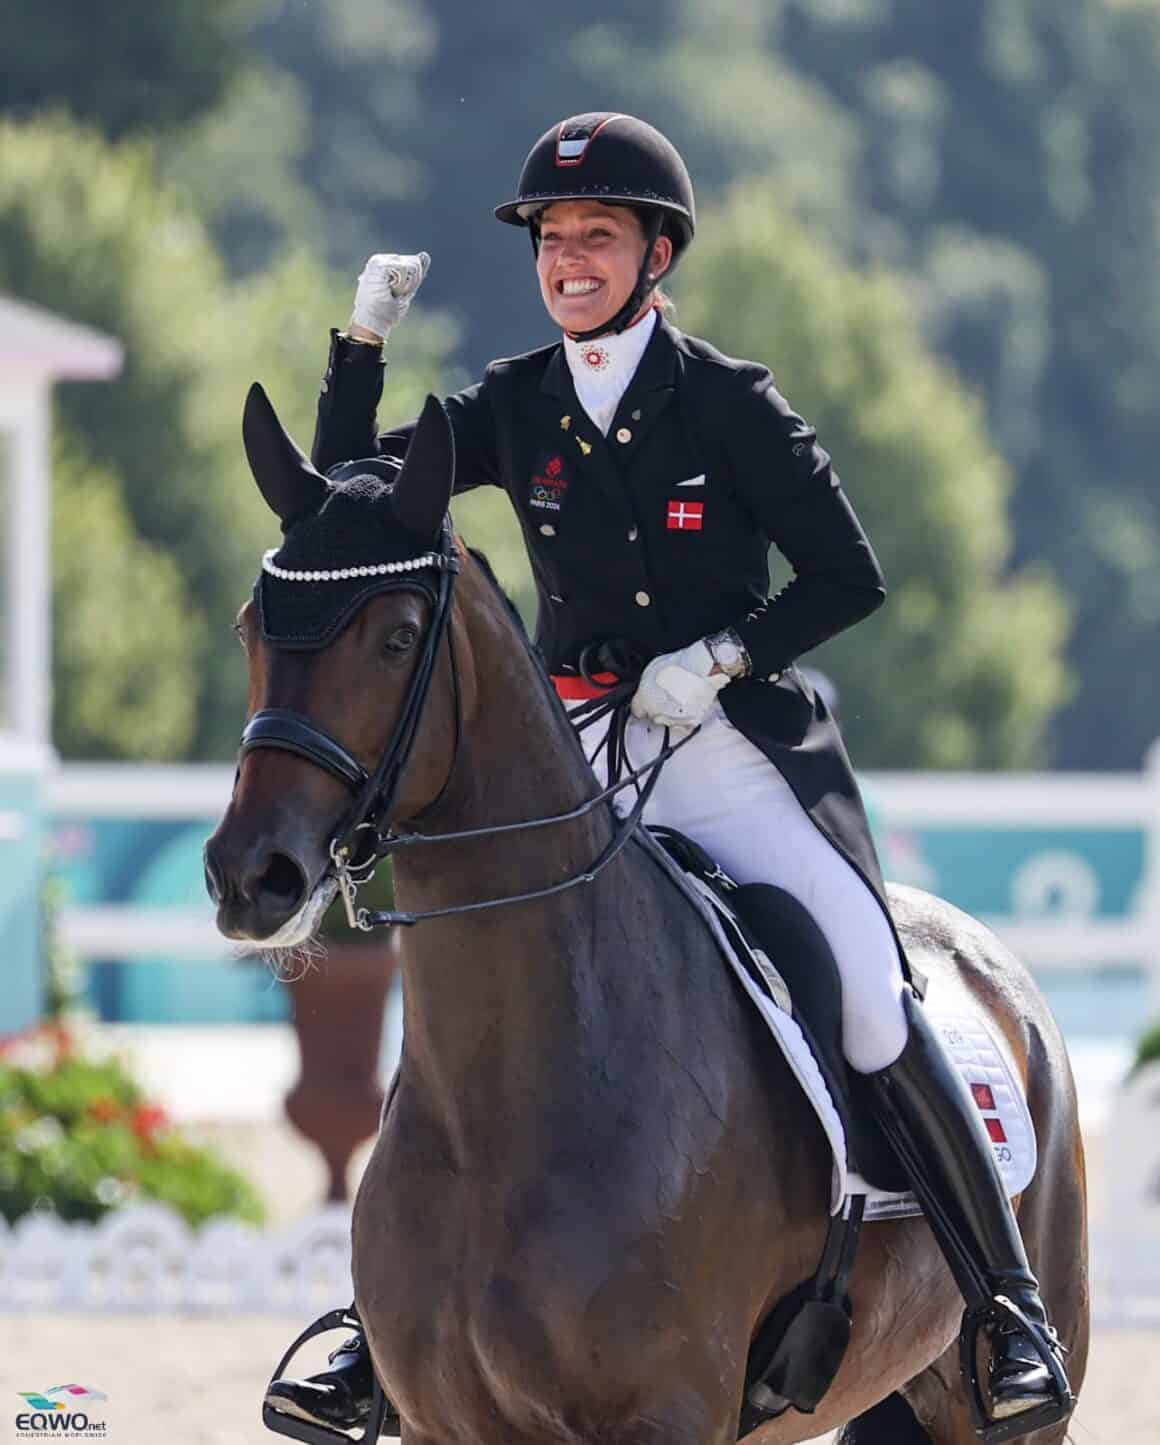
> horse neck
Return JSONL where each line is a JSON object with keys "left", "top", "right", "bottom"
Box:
{"left": 392, "top": 558, "right": 625, "bottom": 1124}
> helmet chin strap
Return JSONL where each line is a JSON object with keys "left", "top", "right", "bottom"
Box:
{"left": 532, "top": 211, "right": 669, "bottom": 344}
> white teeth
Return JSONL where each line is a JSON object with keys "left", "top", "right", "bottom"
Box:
{"left": 560, "top": 279, "right": 602, "bottom": 296}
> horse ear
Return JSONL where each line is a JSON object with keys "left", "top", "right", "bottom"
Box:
{"left": 391, "top": 395, "right": 456, "bottom": 543}
{"left": 243, "top": 382, "right": 329, "bottom": 525}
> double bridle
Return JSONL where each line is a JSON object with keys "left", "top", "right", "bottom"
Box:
{"left": 238, "top": 522, "right": 694, "bottom": 930}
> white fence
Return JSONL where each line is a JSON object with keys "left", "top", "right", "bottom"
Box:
{"left": 1, "top": 1198, "right": 1153, "bottom": 1325}
{"left": 0, "top": 1202, "right": 353, "bottom": 1314}
{"left": 49, "top": 744, "right": 1160, "bottom": 1010}
{"left": 873, "top": 739, "right": 1160, "bottom": 1014}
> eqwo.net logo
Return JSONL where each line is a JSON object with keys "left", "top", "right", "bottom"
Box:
{"left": 15, "top": 1384, "right": 108, "bottom": 1437}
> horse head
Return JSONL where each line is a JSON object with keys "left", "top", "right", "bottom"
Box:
{"left": 204, "top": 383, "right": 459, "bottom": 946}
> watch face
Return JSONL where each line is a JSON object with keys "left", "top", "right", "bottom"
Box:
{"left": 717, "top": 642, "right": 741, "bottom": 667}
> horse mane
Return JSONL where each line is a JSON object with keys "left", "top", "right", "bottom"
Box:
{"left": 465, "top": 545, "right": 530, "bottom": 643}
{"left": 462, "top": 544, "right": 608, "bottom": 788}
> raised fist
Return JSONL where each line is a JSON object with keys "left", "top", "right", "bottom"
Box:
{"left": 350, "top": 252, "right": 431, "bottom": 339}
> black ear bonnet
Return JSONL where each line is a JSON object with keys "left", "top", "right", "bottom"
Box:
{"left": 255, "top": 456, "right": 445, "bottom": 650}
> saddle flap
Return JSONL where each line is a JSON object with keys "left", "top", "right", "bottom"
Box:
{"left": 643, "top": 826, "right": 1038, "bottom": 1220}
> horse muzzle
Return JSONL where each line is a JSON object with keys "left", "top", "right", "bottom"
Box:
{"left": 204, "top": 823, "right": 324, "bottom": 944}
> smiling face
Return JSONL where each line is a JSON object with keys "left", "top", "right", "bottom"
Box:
{"left": 535, "top": 200, "right": 672, "bottom": 334}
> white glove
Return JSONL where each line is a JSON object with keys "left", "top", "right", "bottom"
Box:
{"left": 630, "top": 640, "right": 730, "bottom": 730}
{"left": 350, "top": 252, "right": 431, "bottom": 339}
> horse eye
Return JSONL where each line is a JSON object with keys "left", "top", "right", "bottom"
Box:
{"left": 386, "top": 624, "right": 419, "bottom": 655}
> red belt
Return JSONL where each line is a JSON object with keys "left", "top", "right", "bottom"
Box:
{"left": 551, "top": 671, "right": 619, "bottom": 701}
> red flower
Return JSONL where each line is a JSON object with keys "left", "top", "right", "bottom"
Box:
{"left": 546, "top": 456, "right": 563, "bottom": 477}
{"left": 131, "top": 1104, "right": 169, "bottom": 1140}
{"left": 87, "top": 1096, "right": 122, "bottom": 1124}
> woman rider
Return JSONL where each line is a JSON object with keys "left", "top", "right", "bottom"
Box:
{"left": 265, "top": 112, "right": 1072, "bottom": 1439}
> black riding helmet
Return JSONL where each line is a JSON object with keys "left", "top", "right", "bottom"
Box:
{"left": 495, "top": 112, "right": 696, "bottom": 342}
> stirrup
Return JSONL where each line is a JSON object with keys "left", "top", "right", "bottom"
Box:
{"left": 262, "top": 1307, "right": 391, "bottom": 1445}
{"left": 958, "top": 1295, "right": 1075, "bottom": 1444}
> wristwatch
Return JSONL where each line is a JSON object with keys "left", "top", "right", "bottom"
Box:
{"left": 704, "top": 627, "right": 751, "bottom": 679}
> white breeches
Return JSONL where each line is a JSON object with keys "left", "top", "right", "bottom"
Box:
{"left": 579, "top": 701, "right": 910, "bottom": 1073}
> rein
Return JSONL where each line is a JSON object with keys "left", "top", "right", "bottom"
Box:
{"left": 338, "top": 688, "right": 696, "bottom": 930}
{"left": 237, "top": 526, "right": 695, "bottom": 931}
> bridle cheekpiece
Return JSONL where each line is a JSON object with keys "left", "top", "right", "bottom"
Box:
{"left": 240, "top": 517, "right": 463, "bottom": 926}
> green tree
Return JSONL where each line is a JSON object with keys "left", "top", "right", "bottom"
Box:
{"left": 676, "top": 188, "right": 1070, "bottom": 768}
{"left": 228, "top": 0, "right": 670, "bottom": 355}
{"left": 772, "top": 0, "right": 1160, "bottom": 763}
{"left": 0, "top": 117, "right": 457, "bottom": 758}
{"left": 52, "top": 440, "right": 197, "bottom": 759}
{"left": 239, "top": 0, "right": 1151, "bottom": 766}
{"left": 0, "top": 0, "right": 252, "bottom": 139}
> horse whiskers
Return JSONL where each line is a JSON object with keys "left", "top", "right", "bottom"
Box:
{"left": 233, "top": 877, "right": 340, "bottom": 972}
{"left": 260, "top": 931, "right": 328, "bottom": 984}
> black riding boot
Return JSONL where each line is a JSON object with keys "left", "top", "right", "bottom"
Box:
{"left": 864, "top": 992, "right": 1074, "bottom": 1442}
{"left": 265, "top": 1322, "right": 398, "bottom": 1439}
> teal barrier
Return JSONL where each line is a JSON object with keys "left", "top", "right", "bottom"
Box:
{"left": 0, "top": 739, "right": 51, "bottom": 1035}
{"left": 52, "top": 810, "right": 288, "bottom": 1024}
{"left": 47, "top": 763, "right": 1160, "bottom": 1032}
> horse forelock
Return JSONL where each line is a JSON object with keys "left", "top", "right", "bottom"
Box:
{"left": 324, "top": 470, "right": 396, "bottom": 507}
{"left": 286, "top": 472, "right": 406, "bottom": 556}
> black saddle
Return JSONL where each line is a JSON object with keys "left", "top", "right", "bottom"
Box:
{"left": 646, "top": 824, "right": 907, "bottom": 1192}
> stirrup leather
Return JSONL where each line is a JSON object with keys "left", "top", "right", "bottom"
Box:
{"left": 262, "top": 1308, "right": 391, "bottom": 1445}
{"left": 958, "top": 1295, "right": 1075, "bottom": 1444}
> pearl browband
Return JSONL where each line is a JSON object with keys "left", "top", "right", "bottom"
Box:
{"left": 261, "top": 549, "right": 446, "bottom": 583}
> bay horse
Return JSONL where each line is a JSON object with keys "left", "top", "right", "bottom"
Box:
{"left": 205, "top": 386, "right": 1088, "bottom": 1445}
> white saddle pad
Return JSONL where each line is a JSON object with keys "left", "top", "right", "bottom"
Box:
{"left": 685, "top": 876, "right": 1038, "bottom": 1221}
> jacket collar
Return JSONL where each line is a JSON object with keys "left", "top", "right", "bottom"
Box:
{"left": 540, "top": 313, "right": 681, "bottom": 399}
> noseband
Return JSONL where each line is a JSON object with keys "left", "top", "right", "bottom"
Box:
{"left": 236, "top": 523, "right": 697, "bottom": 930}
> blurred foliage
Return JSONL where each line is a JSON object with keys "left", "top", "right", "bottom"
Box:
{"left": 677, "top": 190, "right": 1069, "bottom": 767}
{"left": 261, "top": 0, "right": 1154, "bottom": 767}
{"left": 159, "top": 63, "right": 325, "bottom": 276}
{"left": 244, "top": 0, "right": 437, "bottom": 266}
{"left": 52, "top": 435, "right": 198, "bottom": 759}
{"left": 0, "top": 0, "right": 253, "bottom": 139}
{"left": 0, "top": 1025, "right": 264, "bottom": 1225}
{"left": 767, "top": 0, "right": 1160, "bottom": 766}
{"left": 41, "top": 878, "right": 82, "bottom": 1019}
{"left": 0, "top": 117, "right": 457, "bottom": 757}
{"left": 1135, "top": 1020, "right": 1160, "bottom": 1074}
{"left": 4, "top": 0, "right": 1160, "bottom": 766}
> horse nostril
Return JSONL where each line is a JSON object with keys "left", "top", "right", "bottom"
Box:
{"left": 247, "top": 851, "right": 308, "bottom": 911}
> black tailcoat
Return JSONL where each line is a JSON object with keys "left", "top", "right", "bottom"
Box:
{"left": 313, "top": 318, "right": 901, "bottom": 950}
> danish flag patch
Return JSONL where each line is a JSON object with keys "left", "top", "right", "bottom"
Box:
{"left": 666, "top": 499, "right": 704, "bottom": 531}
{"left": 971, "top": 1081, "right": 1009, "bottom": 1143}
